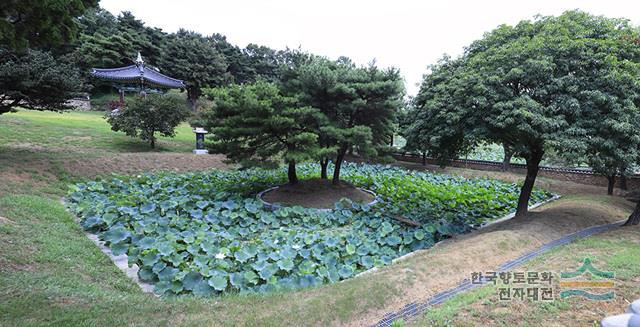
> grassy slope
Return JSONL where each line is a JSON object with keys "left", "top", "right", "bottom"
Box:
{"left": 0, "top": 110, "right": 194, "bottom": 153}
{"left": 0, "top": 110, "right": 637, "bottom": 326}
{"left": 412, "top": 227, "right": 640, "bottom": 327}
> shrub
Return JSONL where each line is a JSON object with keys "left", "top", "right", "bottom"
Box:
{"left": 106, "top": 93, "right": 190, "bottom": 148}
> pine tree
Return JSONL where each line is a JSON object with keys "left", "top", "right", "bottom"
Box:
{"left": 204, "top": 81, "right": 325, "bottom": 184}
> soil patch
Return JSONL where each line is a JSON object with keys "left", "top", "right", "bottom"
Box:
{"left": 261, "top": 178, "right": 375, "bottom": 209}
{"left": 62, "top": 153, "right": 231, "bottom": 177}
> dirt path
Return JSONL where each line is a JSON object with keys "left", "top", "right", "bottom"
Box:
{"left": 345, "top": 162, "right": 636, "bottom": 326}
{"left": 61, "top": 152, "right": 231, "bottom": 177}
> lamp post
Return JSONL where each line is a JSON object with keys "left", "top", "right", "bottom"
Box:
{"left": 193, "top": 127, "right": 208, "bottom": 155}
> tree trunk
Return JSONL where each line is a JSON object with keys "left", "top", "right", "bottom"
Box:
{"left": 287, "top": 161, "right": 298, "bottom": 185}
{"left": 149, "top": 130, "right": 156, "bottom": 148}
{"left": 422, "top": 152, "right": 427, "bottom": 166}
{"left": 502, "top": 145, "right": 513, "bottom": 171}
{"left": 187, "top": 89, "right": 198, "bottom": 112}
{"left": 623, "top": 201, "right": 640, "bottom": 226}
{"left": 332, "top": 145, "right": 348, "bottom": 185}
{"left": 320, "top": 159, "right": 328, "bottom": 179}
{"left": 515, "top": 149, "right": 543, "bottom": 217}
{"left": 606, "top": 174, "right": 616, "bottom": 195}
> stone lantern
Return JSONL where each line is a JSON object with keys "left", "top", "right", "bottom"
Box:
{"left": 193, "top": 127, "right": 208, "bottom": 154}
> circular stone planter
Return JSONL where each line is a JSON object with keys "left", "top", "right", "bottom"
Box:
{"left": 257, "top": 184, "right": 379, "bottom": 212}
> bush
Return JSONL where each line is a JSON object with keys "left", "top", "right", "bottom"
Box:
{"left": 106, "top": 93, "right": 190, "bottom": 148}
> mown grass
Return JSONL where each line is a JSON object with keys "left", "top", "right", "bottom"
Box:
{"left": 0, "top": 109, "right": 194, "bottom": 153}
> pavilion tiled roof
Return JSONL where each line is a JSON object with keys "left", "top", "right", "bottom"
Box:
{"left": 91, "top": 54, "right": 185, "bottom": 89}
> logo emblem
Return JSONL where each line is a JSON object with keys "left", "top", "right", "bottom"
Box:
{"left": 559, "top": 258, "right": 615, "bottom": 301}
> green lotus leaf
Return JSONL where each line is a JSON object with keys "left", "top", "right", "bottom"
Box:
{"left": 196, "top": 200, "right": 209, "bottom": 209}
{"left": 424, "top": 224, "right": 436, "bottom": 234}
{"left": 345, "top": 244, "right": 356, "bottom": 255}
{"left": 360, "top": 255, "right": 374, "bottom": 268}
{"left": 208, "top": 275, "right": 228, "bottom": 291}
{"left": 141, "top": 252, "right": 161, "bottom": 266}
{"left": 234, "top": 250, "right": 252, "bottom": 263}
{"left": 338, "top": 265, "right": 354, "bottom": 278}
{"left": 356, "top": 246, "right": 369, "bottom": 256}
{"left": 244, "top": 202, "right": 259, "bottom": 214}
{"left": 182, "top": 272, "right": 203, "bottom": 291}
{"left": 243, "top": 270, "right": 259, "bottom": 285}
{"left": 152, "top": 261, "right": 167, "bottom": 274}
{"left": 156, "top": 242, "right": 175, "bottom": 256}
{"left": 158, "top": 267, "right": 179, "bottom": 281}
{"left": 192, "top": 280, "right": 215, "bottom": 297}
{"left": 140, "top": 203, "right": 156, "bottom": 214}
{"left": 137, "top": 236, "right": 156, "bottom": 249}
{"left": 138, "top": 267, "right": 156, "bottom": 282}
{"left": 386, "top": 235, "right": 402, "bottom": 246}
{"left": 277, "top": 258, "right": 294, "bottom": 271}
{"left": 103, "top": 227, "right": 130, "bottom": 244}
{"left": 414, "top": 230, "right": 426, "bottom": 240}
{"left": 229, "top": 272, "right": 244, "bottom": 288}
{"left": 190, "top": 209, "right": 203, "bottom": 220}
{"left": 110, "top": 242, "right": 129, "bottom": 256}
{"left": 153, "top": 280, "right": 172, "bottom": 295}
{"left": 258, "top": 263, "right": 278, "bottom": 280}
{"left": 81, "top": 216, "right": 102, "bottom": 230}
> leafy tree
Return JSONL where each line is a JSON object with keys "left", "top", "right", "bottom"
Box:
{"left": 74, "top": 10, "right": 165, "bottom": 74}
{"left": 106, "top": 94, "right": 190, "bottom": 148}
{"left": 403, "top": 56, "right": 477, "bottom": 166}
{"left": 572, "top": 28, "right": 640, "bottom": 196}
{"left": 0, "top": 49, "right": 83, "bottom": 115}
{"left": 204, "top": 81, "right": 326, "bottom": 185}
{"left": 209, "top": 33, "right": 255, "bottom": 84}
{"left": 160, "top": 30, "right": 228, "bottom": 111}
{"left": 406, "top": 11, "right": 640, "bottom": 216}
{"left": 0, "top": 0, "right": 97, "bottom": 51}
{"left": 242, "top": 44, "right": 280, "bottom": 83}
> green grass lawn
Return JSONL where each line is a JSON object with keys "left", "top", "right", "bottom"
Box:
{"left": 0, "top": 109, "right": 195, "bottom": 153}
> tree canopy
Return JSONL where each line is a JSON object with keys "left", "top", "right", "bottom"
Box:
{"left": 204, "top": 81, "right": 326, "bottom": 184}
{"left": 159, "top": 30, "right": 228, "bottom": 110}
{"left": 290, "top": 58, "right": 405, "bottom": 183}
{"left": 0, "top": 0, "right": 98, "bottom": 51}
{"left": 106, "top": 94, "right": 190, "bottom": 148}
{"left": 0, "top": 49, "right": 83, "bottom": 114}
{"left": 405, "top": 10, "right": 640, "bottom": 217}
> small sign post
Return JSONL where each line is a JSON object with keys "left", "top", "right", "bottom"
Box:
{"left": 193, "top": 127, "right": 208, "bottom": 155}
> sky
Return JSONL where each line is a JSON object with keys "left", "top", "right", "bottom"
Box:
{"left": 100, "top": 0, "right": 640, "bottom": 96}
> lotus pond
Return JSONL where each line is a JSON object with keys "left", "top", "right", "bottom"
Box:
{"left": 67, "top": 162, "right": 552, "bottom": 297}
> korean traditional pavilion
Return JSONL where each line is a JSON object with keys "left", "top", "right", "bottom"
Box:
{"left": 91, "top": 53, "right": 185, "bottom": 102}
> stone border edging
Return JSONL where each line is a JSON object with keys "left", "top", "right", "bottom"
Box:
{"left": 478, "top": 194, "right": 562, "bottom": 229}
{"left": 372, "top": 219, "right": 626, "bottom": 327}
{"left": 256, "top": 184, "right": 379, "bottom": 212}
{"left": 61, "top": 198, "right": 157, "bottom": 295}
